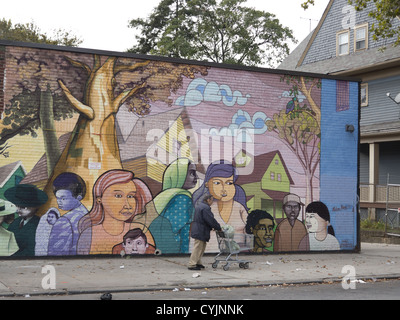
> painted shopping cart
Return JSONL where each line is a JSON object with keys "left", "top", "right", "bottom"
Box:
{"left": 212, "top": 230, "right": 253, "bottom": 271}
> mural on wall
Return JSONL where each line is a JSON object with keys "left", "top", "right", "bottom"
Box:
{"left": 0, "top": 45, "right": 359, "bottom": 257}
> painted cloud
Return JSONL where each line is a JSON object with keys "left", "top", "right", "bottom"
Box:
{"left": 175, "top": 78, "right": 251, "bottom": 107}
{"left": 209, "top": 109, "right": 270, "bottom": 143}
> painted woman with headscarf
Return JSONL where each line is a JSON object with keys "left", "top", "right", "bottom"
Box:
{"left": 149, "top": 158, "right": 198, "bottom": 254}
{"left": 192, "top": 160, "right": 248, "bottom": 252}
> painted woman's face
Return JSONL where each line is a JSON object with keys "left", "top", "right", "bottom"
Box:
{"left": 100, "top": 181, "right": 137, "bottom": 221}
{"left": 305, "top": 212, "right": 327, "bottom": 233}
{"left": 182, "top": 163, "right": 198, "bottom": 190}
{"left": 206, "top": 176, "right": 235, "bottom": 202}
{"left": 47, "top": 212, "right": 58, "bottom": 225}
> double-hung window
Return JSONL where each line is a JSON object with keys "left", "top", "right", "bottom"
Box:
{"left": 337, "top": 30, "right": 350, "bottom": 56}
{"left": 355, "top": 23, "right": 368, "bottom": 51}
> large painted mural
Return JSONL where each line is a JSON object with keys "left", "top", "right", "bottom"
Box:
{"left": 0, "top": 43, "right": 359, "bottom": 257}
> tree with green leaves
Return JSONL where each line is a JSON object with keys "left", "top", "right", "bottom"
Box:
{"left": 302, "top": 0, "right": 400, "bottom": 46}
{"left": 0, "top": 18, "right": 82, "bottom": 46}
{"left": 128, "top": 0, "right": 296, "bottom": 67}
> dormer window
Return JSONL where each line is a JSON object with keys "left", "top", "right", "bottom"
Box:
{"left": 355, "top": 23, "right": 368, "bottom": 51}
{"left": 337, "top": 30, "right": 350, "bottom": 56}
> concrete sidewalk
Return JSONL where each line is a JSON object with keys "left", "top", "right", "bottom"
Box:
{"left": 0, "top": 242, "right": 399, "bottom": 297}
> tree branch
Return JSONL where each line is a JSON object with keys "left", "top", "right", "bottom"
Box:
{"left": 64, "top": 56, "right": 91, "bottom": 75}
{"left": 114, "top": 60, "right": 151, "bottom": 75}
{"left": 58, "top": 80, "right": 95, "bottom": 120}
{"left": 113, "top": 82, "right": 147, "bottom": 110}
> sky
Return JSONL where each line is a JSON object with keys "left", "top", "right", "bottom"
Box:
{"left": 1, "top": 0, "right": 330, "bottom": 54}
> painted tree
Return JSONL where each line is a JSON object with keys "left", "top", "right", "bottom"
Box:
{"left": 0, "top": 19, "right": 82, "bottom": 163}
{"left": 266, "top": 76, "right": 321, "bottom": 205}
{"left": 0, "top": 49, "right": 85, "bottom": 174}
{"left": 39, "top": 55, "right": 208, "bottom": 213}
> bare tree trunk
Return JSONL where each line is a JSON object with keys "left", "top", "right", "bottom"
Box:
{"left": 40, "top": 85, "right": 61, "bottom": 177}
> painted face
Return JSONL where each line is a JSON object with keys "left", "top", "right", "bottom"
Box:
{"left": 305, "top": 212, "right": 327, "bottom": 233}
{"left": 252, "top": 218, "right": 275, "bottom": 248}
{"left": 55, "top": 189, "right": 82, "bottom": 211}
{"left": 16, "top": 206, "right": 37, "bottom": 219}
{"left": 47, "top": 212, "right": 58, "bottom": 225}
{"left": 100, "top": 181, "right": 137, "bottom": 222}
{"left": 283, "top": 201, "right": 301, "bottom": 222}
{"left": 206, "top": 176, "right": 235, "bottom": 202}
{"left": 123, "top": 236, "right": 148, "bottom": 254}
{"left": 182, "top": 163, "right": 198, "bottom": 190}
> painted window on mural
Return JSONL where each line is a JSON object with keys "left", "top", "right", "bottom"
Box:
{"left": 337, "top": 80, "right": 350, "bottom": 112}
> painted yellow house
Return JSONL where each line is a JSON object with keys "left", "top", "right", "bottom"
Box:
{"left": 119, "top": 107, "right": 205, "bottom": 195}
{"left": 235, "top": 150, "right": 294, "bottom": 222}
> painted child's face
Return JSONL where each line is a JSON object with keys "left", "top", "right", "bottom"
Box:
{"left": 100, "top": 181, "right": 137, "bottom": 221}
{"left": 305, "top": 212, "right": 327, "bottom": 233}
{"left": 55, "top": 189, "right": 82, "bottom": 211}
{"left": 123, "top": 236, "right": 147, "bottom": 254}
{"left": 206, "top": 176, "right": 235, "bottom": 202}
{"left": 252, "top": 218, "right": 275, "bottom": 248}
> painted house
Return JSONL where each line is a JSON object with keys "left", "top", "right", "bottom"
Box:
{"left": 234, "top": 150, "right": 294, "bottom": 222}
{"left": 279, "top": 0, "right": 400, "bottom": 224}
{"left": 0, "top": 161, "right": 26, "bottom": 199}
{"left": 119, "top": 106, "right": 205, "bottom": 195}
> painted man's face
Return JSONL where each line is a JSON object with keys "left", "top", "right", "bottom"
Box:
{"left": 206, "top": 176, "right": 235, "bottom": 202}
{"left": 284, "top": 201, "right": 301, "bottom": 222}
{"left": 123, "top": 236, "right": 148, "bottom": 254}
{"left": 16, "top": 206, "right": 37, "bottom": 219}
{"left": 252, "top": 218, "right": 275, "bottom": 248}
{"left": 55, "top": 189, "right": 82, "bottom": 211}
{"left": 100, "top": 181, "right": 137, "bottom": 221}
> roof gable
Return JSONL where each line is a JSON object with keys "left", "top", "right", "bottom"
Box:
{"left": 0, "top": 161, "right": 27, "bottom": 188}
{"left": 234, "top": 150, "right": 294, "bottom": 186}
{"left": 279, "top": 0, "right": 400, "bottom": 75}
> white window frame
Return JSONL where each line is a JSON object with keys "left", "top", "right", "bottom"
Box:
{"left": 354, "top": 23, "right": 368, "bottom": 52}
{"left": 337, "top": 30, "right": 350, "bottom": 56}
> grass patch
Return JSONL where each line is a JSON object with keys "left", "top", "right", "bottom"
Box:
{"left": 360, "top": 219, "right": 386, "bottom": 230}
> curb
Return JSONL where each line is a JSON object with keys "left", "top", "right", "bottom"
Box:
{"left": 3, "top": 273, "right": 400, "bottom": 299}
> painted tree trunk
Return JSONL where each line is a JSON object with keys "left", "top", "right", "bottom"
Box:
{"left": 40, "top": 85, "right": 61, "bottom": 177}
{"left": 38, "top": 57, "right": 136, "bottom": 215}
